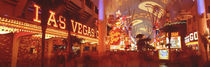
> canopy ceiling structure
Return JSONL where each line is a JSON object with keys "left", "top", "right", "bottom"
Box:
{"left": 101, "top": 0, "right": 168, "bottom": 37}
{"left": 92, "top": 0, "right": 194, "bottom": 37}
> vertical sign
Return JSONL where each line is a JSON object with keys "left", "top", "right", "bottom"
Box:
{"left": 197, "top": 0, "right": 205, "bottom": 15}
{"left": 99, "top": 0, "right": 104, "bottom": 20}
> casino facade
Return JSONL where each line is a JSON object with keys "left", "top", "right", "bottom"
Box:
{"left": 0, "top": 0, "right": 99, "bottom": 67}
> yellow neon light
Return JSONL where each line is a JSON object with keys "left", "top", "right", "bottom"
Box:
{"left": 0, "top": 17, "right": 68, "bottom": 38}
{"left": 186, "top": 41, "right": 198, "bottom": 46}
{"left": 33, "top": 4, "right": 41, "bottom": 23}
{"left": 0, "top": 17, "right": 98, "bottom": 42}
{"left": 77, "top": 22, "right": 82, "bottom": 34}
{"left": 71, "top": 20, "right": 77, "bottom": 33}
{"left": 59, "top": 16, "right": 66, "bottom": 29}
{"left": 71, "top": 32, "right": 98, "bottom": 42}
{"left": 83, "top": 25, "right": 88, "bottom": 35}
{"left": 47, "top": 10, "right": 58, "bottom": 27}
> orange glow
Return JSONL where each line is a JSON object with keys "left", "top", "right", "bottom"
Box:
{"left": 77, "top": 22, "right": 82, "bottom": 34}
{"left": 33, "top": 4, "right": 41, "bottom": 23}
{"left": 0, "top": 17, "right": 68, "bottom": 38}
{"left": 88, "top": 27, "right": 91, "bottom": 36}
{"left": 167, "top": 32, "right": 179, "bottom": 37}
{"left": 91, "top": 28, "right": 95, "bottom": 37}
{"left": 47, "top": 10, "right": 58, "bottom": 27}
{"left": 83, "top": 25, "right": 88, "bottom": 35}
{"left": 71, "top": 20, "right": 77, "bottom": 33}
{"left": 58, "top": 16, "right": 66, "bottom": 29}
{"left": 71, "top": 20, "right": 96, "bottom": 37}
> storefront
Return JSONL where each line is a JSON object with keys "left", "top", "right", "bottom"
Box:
{"left": 155, "top": 32, "right": 182, "bottom": 50}
{"left": 0, "top": 3, "right": 98, "bottom": 67}
{"left": 157, "top": 21, "right": 186, "bottom": 51}
{"left": 0, "top": 16, "right": 68, "bottom": 67}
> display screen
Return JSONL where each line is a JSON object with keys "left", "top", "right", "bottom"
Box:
{"left": 166, "top": 36, "right": 181, "bottom": 48}
{"left": 159, "top": 50, "right": 169, "bottom": 60}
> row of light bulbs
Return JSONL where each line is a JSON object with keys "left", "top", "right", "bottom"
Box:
{"left": 0, "top": 17, "right": 68, "bottom": 38}
{"left": 0, "top": 17, "right": 99, "bottom": 41}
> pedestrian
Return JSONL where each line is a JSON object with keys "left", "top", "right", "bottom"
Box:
{"left": 60, "top": 51, "right": 65, "bottom": 67}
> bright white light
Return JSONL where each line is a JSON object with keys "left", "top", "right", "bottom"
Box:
{"left": 132, "top": 20, "right": 143, "bottom": 26}
{"left": 81, "top": 40, "right": 86, "bottom": 43}
{"left": 0, "top": 31, "right": 10, "bottom": 34}
{"left": 138, "top": 1, "right": 164, "bottom": 18}
{"left": 32, "top": 34, "right": 56, "bottom": 39}
{"left": 139, "top": 28, "right": 147, "bottom": 31}
{"left": 166, "top": 36, "right": 181, "bottom": 48}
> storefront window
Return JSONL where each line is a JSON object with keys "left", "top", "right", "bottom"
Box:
{"left": 53, "top": 45, "right": 66, "bottom": 52}
{"left": 92, "top": 47, "right": 97, "bottom": 51}
{"left": 84, "top": 46, "right": 90, "bottom": 51}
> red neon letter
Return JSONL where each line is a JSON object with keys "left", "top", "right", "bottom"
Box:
{"left": 47, "top": 10, "right": 58, "bottom": 27}
{"left": 33, "top": 4, "right": 41, "bottom": 23}
{"left": 59, "top": 16, "right": 66, "bottom": 29}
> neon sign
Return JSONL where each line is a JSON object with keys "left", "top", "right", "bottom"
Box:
{"left": 47, "top": 10, "right": 58, "bottom": 27}
{"left": 33, "top": 4, "right": 97, "bottom": 38}
{"left": 71, "top": 21, "right": 95, "bottom": 37}
{"left": 59, "top": 16, "right": 66, "bottom": 29}
{"left": 185, "top": 32, "right": 198, "bottom": 44}
{"left": 33, "top": 4, "right": 41, "bottom": 23}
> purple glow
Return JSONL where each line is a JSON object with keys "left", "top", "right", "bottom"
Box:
{"left": 197, "top": 0, "right": 205, "bottom": 15}
{"left": 99, "top": 0, "right": 104, "bottom": 20}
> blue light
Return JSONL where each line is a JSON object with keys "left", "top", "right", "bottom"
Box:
{"left": 197, "top": 0, "right": 205, "bottom": 15}
{"left": 99, "top": 0, "right": 104, "bottom": 20}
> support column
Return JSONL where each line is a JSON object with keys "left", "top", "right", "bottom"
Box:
{"left": 80, "top": 43, "right": 84, "bottom": 57}
{"left": 90, "top": 43, "right": 93, "bottom": 52}
{"left": 11, "top": 34, "right": 20, "bottom": 67}
{"left": 98, "top": 0, "right": 107, "bottom": 55}
{"left": 47, "top": 38, "right": 54, "bottom": 67}
{"left": 98, "top": 20, "right": 106, "bottom": 55}
{"left": 11, "top": 32, "right": 34, "bottom": 67}
{"left": 196, "top": 0, "right": 208, "bottom": 64}
{"left": 198, "top": 15, "right": 208, "bottom": 62}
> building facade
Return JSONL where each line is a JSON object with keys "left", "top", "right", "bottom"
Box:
{"left": 0, "top": 0, "right": 99, "bottom": 67}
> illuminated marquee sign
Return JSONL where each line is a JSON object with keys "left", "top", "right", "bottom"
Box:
{"left": 71, "top": 20, "right": 95, "bottom": 37}
{"left": 0, "top": 16, "right": 68, "bottom": 37}
{"left": 33, "top": 4, "right": 97, "bottom": 38}
{"left": 166, "top": 32, "right": 179, "bottom": 37}
{"left": 185, "top": 32, "right": 198, "bottom": 44}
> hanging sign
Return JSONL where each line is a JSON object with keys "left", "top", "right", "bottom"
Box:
{"left": 185, "top": 32, "right": 198, "bottom": 44}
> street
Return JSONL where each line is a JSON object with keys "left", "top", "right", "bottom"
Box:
{"left": 59, "top": 51, "right": 203, "bottom": 67}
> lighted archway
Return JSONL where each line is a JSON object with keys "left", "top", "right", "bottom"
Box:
{"left": 138, "top": 1, "right": 165, "bottom": 18}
